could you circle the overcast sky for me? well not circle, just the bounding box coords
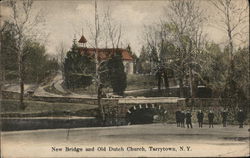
[1,0,249,56]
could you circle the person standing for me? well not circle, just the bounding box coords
[162,110,168,125]
[180,111,186,128]
[185,110,193,128]
[208,110,215,128]
[237,109,246,128]
[175,110,181,127]
[197,110,204,128]
[221,109,228,127]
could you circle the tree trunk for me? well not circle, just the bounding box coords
[36,72,39,84]
[0,33,5,95]
[18,52,25,110]
[95,49,105,124]
[95,0,105,125]
[179,77,184,98]
[157,74,161,92]
[97,85,105,124]
[164,71,169,95]
[0,55,5,93]
[189,67,195,98]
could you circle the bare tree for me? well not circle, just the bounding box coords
[162,0,207,97]
[104,5,122,49]
[70,1,106,123]
[143,24,160,74]
[85,1,124,123]
[93,0,105,124]
[210,0,249,77]
[209,0,249,111]
[5,0,45,109]
[56,41,67,76]
[71,1,124,123]
[140,0,207,97]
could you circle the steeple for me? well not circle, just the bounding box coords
[78,28,87,47]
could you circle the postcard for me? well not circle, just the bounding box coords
[0,0,249,157]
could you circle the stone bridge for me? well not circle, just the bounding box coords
[101,97,186,125]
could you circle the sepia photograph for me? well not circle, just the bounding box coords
[0,0,249,157]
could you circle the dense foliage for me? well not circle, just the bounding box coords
[23,40,58,83]
[1,22,58,84]
[64,41,95,89]
[136,46,151,74]
[63,41,127,95]
[107,52,127,95]
[136,37,249,98]
[1,22,19,81]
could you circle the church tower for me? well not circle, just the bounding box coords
[78,29,87,47]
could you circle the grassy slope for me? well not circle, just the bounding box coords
[1,99,98,117]
[68,74,157,94]
[126,74,157,90]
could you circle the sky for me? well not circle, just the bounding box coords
[1,0,249,56]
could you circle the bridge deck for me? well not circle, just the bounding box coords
[118,97,185,104]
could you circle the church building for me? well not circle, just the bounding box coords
[77,35,134,74]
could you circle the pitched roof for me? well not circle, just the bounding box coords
[77,47,133,61]
[78,35,87,43]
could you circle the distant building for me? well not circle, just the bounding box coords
[77,35,134,74]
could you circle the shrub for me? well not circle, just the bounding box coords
[107,52,127,96]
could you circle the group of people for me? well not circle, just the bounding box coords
[175,109,246,128]
[175,110,192,128]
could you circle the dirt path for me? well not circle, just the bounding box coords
[32,72,96,98]
[3,84,37,94]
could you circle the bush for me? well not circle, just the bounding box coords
[64,44,95,89]
[107,52,127,95]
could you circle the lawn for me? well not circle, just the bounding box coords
[0,99,98,117]
[126,74,157,90]
[68,74,157,94]
[68,83,98,95]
